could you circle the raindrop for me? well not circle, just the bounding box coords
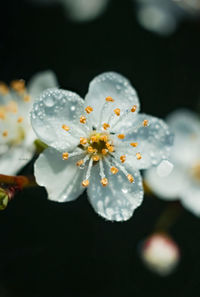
[44,96,55,107]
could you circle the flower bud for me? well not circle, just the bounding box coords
[140,233,180,276]
[0,188,9,210]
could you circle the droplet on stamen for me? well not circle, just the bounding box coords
[80,116,86,124]
[118,134,125,139]
[110,166,119,174]
[114,108,120,116]
[62,124,70,131]
[131,105,137,112]
[106,96,114,102]
[85,106,93,114]
[136,152,142,160]
[120,155,126,163]
[62,152,69,160]
[101,177,108,187]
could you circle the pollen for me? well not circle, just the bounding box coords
[62,124,70,131]
[127,174,134,183]
[17,117,24,123]
[85,106,93,114]
[0,82,9,95]
[130,142,138,147]
[76,160,84,167]
[114,108,120,116]
[136,152,142,160]
[92,155,100,162]
[91,135,98,143]
[102,149,107,155]
[24,95,31,102]
[101,177,108,187]
[82,179,89,187]
[118,134,125,139]
[110,166,119,174]
[11,79,25,93]
[106,96,114,102]
[120,155,126,163]
[80,116,86,124]
[131,105,137,112]
[2,130,8,137]
[103,123,110,130]
[62,152,69,160]
[143,119,149,127]
[80,137,87,145]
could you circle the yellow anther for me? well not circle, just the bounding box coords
[92,155,100,162]
[0,82,9,95]
[108,145,114,153]
[110,166,119,174]
[114,108,120,116]
[120,155,126,163]
[76,160,84,167]
[82,180,89,187]
[62,124,70,131]
[62,152,69,160]
[2,130,8,137]
[127,174,134,183]
[24,95,31,102]
[85,106,93,114]
[118,134,125,139]
[0,111,5,120]
[17,117,24,123]
[103,123,110,130]
[102,149,107,155]
[11,79,25,93]
[130,142,138,147]
[101,178,108,187]
[91,135,98,143]
[80,137,87,145]
[106,96,114,102]
[131,105,137,112]
[136,152,142,160]
[100,135,108,142]
[80,116,86,124]
[87,146,95,153]
[143,120,149,127]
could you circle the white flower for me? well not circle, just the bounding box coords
[135,0,200,35]
[140,233,180,276]
[145,109,200,217]
[31,72,172,221]
[0,70,58,175]
[29,0,109,22]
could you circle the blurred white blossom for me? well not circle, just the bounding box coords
[0,70,58,175]
[31,72,172,221]
[135,0,200,35]
[141,233,180,276]
[145,109,200,217]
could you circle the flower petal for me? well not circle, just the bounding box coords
[180,182,200,217]
[27,70,58,99]
[34,147,85,202]
[84,72,140,126]
[145,165,187,200]
[87,161,143,221]
[115,114,173,170]
[31,88,87,152]
[167,109,200,166]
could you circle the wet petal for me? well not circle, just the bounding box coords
[180,181,200,217]
[31,88,87,152]
[87,161,143,221]
[34,147,85,202]
[84,72,140,126]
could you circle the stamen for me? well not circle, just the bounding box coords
[131,105,137,112]
[2,130,8,137]
[92,155,100,162]
[118,134,125,139]
[62,152,69,160]
[100,135,108,142]
[82,180,89,187]
[24,95,31,102]
[11,80,25,93]
[130,142,138,147]
[63,150,84,161]
[80,137,87,145]
[101,178,108,187]
[127,174,134,183]
[143,120,149,127]
[0,110,5,120]
[87,146,96,153]
[120,155,126,163]
[85,106,93,114]
[17,117,24,123]
[102,148,108,155]
[91,135,98,143]
[106,96,114,102]
[136,152,142,160]
[112,158,135,184]
[0,82,9,95]
[102,123,110,130]
[110,166,119,174]
[76,159,84,167]
[107,145,114,153]
[99,159,108,187]
[62,124,70,131]
[82,157,93,187]
[80,116,86,124]
[114,108,120,116]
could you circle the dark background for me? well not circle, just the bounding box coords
[0,0,200,296]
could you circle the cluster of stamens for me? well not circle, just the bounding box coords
[61,96,149,189]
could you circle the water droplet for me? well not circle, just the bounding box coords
[44,96,55,107]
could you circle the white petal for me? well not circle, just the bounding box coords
[87,161,143,221]
[27,70,58,99]
[31,88,86,152]
[180,181,200,217]
[156,160,173,177]
[34,147,85,202]
[115,114,173,170]
[84,72,140,127]
[145,165,187,200]
[167,109,200,166]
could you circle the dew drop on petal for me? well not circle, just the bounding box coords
[44,96,55,107]
[156,160,174,177]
